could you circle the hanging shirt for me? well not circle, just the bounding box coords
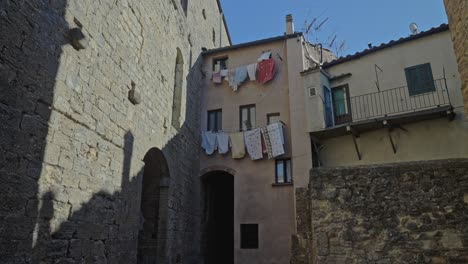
[202,131,218,155]
[260,127,273,159]
[217,132,230,154]
[257,58,276,84]
[247,63,257,81]
[244,129,263,160]
[230,132,245,159]
[267,123,285,157]
[212,72,222,84]
[228,68,238,91]
[235,66,248,86]
[220,69,229,77]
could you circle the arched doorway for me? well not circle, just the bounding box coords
[137,148,170,264]
[202,170,234,264]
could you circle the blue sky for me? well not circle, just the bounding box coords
[220,0,448,56]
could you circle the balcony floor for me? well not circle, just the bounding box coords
[310,105,454,140]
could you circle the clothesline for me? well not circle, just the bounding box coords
[212,51,277,91]
[202,122,286,160]
[205,121,286,134]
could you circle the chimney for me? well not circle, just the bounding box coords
[286,14,294,35]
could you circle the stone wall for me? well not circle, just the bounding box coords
[0,0,229,263]
[293,159,468,264]
[444,0,468,117]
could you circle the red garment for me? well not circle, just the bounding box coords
[257,58,276,84]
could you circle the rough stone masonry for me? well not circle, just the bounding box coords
[444,0,468,117]
[0,0,229,263]
[293,159,468,264]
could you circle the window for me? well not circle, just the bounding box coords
[405,63,436,96]
[212,57,228,72]
[241,224,258,249]
[172,48,184,129]
[207,109,222,131]
[212,28,216,46]
[267,113,280,125]
[275,159,292,184]
[239,105,256,131]
[331,84,352,125]
[180,0,188,15]
[202,9,206,20]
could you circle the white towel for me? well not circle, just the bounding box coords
[202,131,217,155]
[247,63,257,81]
[217,132,230,154]
[267,123,285,157]
[244,129,263,160]
[220,69,229,77]
[258,51,272,61]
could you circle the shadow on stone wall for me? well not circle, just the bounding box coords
[29,50,206,262]
[1,1,206,262]
[0,1,69,262]
[32,131,143,263]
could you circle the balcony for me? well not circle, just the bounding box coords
[311,78,454,140]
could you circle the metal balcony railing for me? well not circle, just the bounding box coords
[326,78,452,126]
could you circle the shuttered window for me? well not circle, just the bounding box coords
[405,63,436,96]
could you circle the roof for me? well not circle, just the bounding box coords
[202,32,303,56]
[322,24,450,68]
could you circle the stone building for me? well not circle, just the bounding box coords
[199,18,467,264]
[293,23,468,264]
[0,0,229,263]
[444,0,468,116]
[1,0,467,263]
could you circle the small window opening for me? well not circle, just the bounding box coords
[212,28,216,46]
[202,9,206,20]
[241,224,259,249]
[275,159,292,183]
[239,105,256,131]
[207,109,222,132]
[267,113,281,125]
[212,57,228,72]
[181,0,188,15]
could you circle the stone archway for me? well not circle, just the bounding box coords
[137,148,170,264]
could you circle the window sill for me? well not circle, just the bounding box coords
[272,182,293,187]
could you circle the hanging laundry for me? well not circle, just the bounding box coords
[217,132,230,154]
[261,131,267,154]
[230,132,245,159]
[214,63,221,73]
[228,68,238,91]
[202,131,218,155]
[212,72,222,84]
[220,69,229,77]
[235,66,248,86]
[246,63,257,81]
[244,129,263,160]
[267,123,285,157]
[258,51,272,61]
[277,122,285,144]
[260,127,274,159]
[257,58,276,84]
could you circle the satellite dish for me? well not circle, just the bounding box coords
[409,23,419,35]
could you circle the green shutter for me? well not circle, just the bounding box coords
[405,63,435,96]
